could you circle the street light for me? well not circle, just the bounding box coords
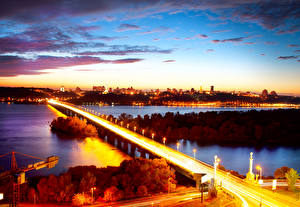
[120,121,123,126]
[152,133,155,139]
[176,142,180,151]
[214,155,220,185]
[256,165,262,180]
[134,126,137,132]
[193,148,196,159]
[163,137,166,145]
[142,129,145,136]
[91,187,96,203]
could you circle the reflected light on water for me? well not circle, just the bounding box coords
[48,104,67,118]
[68,137,131,168]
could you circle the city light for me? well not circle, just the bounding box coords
[193,148,196,159]
[48,100,294,207]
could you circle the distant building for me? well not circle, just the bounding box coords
[93,86,105,93]
[210,86,214,94]
[199,86,203,93]
[60,86,65,92]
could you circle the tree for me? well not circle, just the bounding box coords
[285,168,299,191]
[136,185,148,197]
[79,172,96,193]
[274,166,291,179]
[103,186,123,202]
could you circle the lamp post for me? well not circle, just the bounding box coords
[152,133,155,140]
[256,165,262,180]
[176,142,180,151]
[142,129,145,136]
[134,126,137,132]
[91,187,96,203]
[127,123,129,128]
[193,148,196,159]
[214,155,220,185]
[163,137,166,145]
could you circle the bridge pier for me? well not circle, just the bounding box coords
[140,149,146,158]
[123,142,129,154]
[117,137,122,149]
[130,143,136,157]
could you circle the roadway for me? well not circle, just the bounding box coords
[48,100,298,207]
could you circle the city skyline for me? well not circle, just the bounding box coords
[0,1,300,95]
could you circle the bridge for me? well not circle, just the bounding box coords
[48,99,297,207]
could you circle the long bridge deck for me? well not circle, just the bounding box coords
[48,99,298,207]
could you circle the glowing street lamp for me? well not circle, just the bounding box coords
[176,142,180,151]
[163,137,166,145]
[193,148,197,159]
[214,155,221,184]
[115,119,117,124]
[91,187,96,202]
[256,165,262,180]
[152,133,155,139]
[120,121,123,126]
[142,129,145,136]
[127,123,129,128]
[134,126,137,132]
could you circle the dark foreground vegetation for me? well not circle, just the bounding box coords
[50,116,98,138]
[0,158,176,205]
[115,109,300,146]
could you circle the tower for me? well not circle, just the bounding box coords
[246,152,255,183]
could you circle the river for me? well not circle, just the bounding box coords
[0,103,299,177]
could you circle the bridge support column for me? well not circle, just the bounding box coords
[149,153,156,159]
[130,143,136,157]
[140,149,146,158]
[117,137,122,149]
[123,142,129,154]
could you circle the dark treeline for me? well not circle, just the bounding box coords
[115,109,300,146]
[0,158,176,204]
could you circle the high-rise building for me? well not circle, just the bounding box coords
[199,86,203,93]
[60,86,65,92]
[210,86,214,93]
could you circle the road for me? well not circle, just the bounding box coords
[48,100,299,207]
[94,190,203,207]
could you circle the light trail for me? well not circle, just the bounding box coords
[48,100,298,207]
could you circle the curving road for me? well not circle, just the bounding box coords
[48,99,298,207]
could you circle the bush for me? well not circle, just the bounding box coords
[103,186,124,202]
[72,193,92,206]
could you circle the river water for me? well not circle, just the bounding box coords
[0,103,299,177]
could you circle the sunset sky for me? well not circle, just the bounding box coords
[0,1,299,94]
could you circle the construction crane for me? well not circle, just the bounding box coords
[0,151,59,207]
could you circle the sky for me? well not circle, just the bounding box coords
[0,0,299,94]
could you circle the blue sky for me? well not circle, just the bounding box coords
[0,0,299,94]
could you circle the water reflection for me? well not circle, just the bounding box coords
[0,103,130,176]
[68,137,131,168]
